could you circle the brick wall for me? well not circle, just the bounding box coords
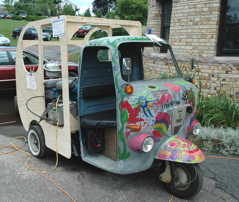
[145,0,239,99]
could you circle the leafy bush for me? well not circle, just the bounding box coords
[26,15,45,21]
[196,79,239,129]
[192,126,239,155]
[12,15,22,21]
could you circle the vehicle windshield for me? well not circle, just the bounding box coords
[31,29,37,34]
[118,42,182,82]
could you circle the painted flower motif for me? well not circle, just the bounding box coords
[157,92,174,106]
[165,83,181,92]
[157,135,205,163]
[169,142,177,147]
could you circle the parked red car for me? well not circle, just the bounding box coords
[73,26,94,37]
[0,47,78,90]
[6,14,14,19]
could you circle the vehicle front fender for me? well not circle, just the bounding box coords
[155,135,205,163]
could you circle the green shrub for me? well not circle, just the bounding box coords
[193,126,239,155]
[26,15,45,21]
[113,28,129,36]
[196,78,239,129]
[12,15,22,21]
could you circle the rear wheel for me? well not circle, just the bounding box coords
[28,125,47,158]
[16,35,19,40]
[164,163,203,199]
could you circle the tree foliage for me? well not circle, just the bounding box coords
[4,0,59,16]
[62,4,76,16]
[95,9,102,18]
[92,0,116,16]
[115,0,148,25]
[83,8,91,17]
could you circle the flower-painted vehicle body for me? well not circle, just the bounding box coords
[16,16,204,199]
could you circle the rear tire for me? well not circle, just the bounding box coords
[164,163,203,199]
[28,125,47,158]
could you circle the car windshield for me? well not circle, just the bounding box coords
[31,29,37,34]
[118,42,182,82]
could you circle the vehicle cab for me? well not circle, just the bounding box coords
[78,35,202,174]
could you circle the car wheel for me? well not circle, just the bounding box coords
[164,163,203,199]
[16,35,19,40]
[28,125,47,158]
[74,33,78,38]
[34,37,38,40]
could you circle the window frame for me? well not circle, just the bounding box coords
[161,0,172,53]
[217,0,239,56]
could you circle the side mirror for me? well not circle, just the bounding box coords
[122,58,132,75]
[191,58,197,70]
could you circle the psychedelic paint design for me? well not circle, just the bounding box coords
[131,91,156,118]
[157,135,205,163]
[152,112,171,141]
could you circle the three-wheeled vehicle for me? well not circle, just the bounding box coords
[16,16,205,199]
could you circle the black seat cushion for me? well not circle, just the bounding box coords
[80,110,116,128]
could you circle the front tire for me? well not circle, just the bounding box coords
[28,125,47,158]
[164,163,203,199]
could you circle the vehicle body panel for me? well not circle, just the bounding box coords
[78,36,203,174]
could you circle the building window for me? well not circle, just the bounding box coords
[161,0,172,53]
[218,0,239,56]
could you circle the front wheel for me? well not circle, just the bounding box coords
[28,125,47,158]
[164,163,203,199]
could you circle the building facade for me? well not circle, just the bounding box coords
[58,0,77,12]
[146,0,239,98]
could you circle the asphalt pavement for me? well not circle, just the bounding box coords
[0,91,239,202]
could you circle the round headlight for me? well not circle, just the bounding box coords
[142,137,154,152]
[193,122,201,135]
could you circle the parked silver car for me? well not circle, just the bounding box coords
[0,34,10,46]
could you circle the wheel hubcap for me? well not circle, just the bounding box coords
[30,133,39,152]
[173,167,191,190]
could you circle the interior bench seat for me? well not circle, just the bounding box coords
[80,110,116,128]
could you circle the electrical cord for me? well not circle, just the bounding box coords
[25,95,60,123]
[1,95,76,201]
[26,95,45,119]
[0,136,76,202]
[1,135,239,202]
